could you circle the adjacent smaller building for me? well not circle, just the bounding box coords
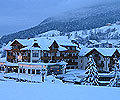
[79,48,120,72]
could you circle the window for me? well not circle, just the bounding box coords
[75,59,78,62]
[48,53,50,57]
[33,43,40,47]
[73,59,75,62]
[8,51,12,56]
[51,52,56,57]
[66,67,70,69]
[81,66,82,69]
[8,59,11,62]
[33,53,39,57]
[76,66,78,69]
[73,53,75,56]
[23,69,25,73]
[32,60,38,63]
[68,47,71,50]
[81,60,83,63]
[44,53,48,57]
[20,69,22,73]
[52,46,54,49]
[28,69,31,74]
[71,66,74,69]
[69,53,72,56]
[36,70,40,74]
[12,46,20,49]
[44,60,48,63]
[95,54,99,57]
[69,59,72,62]
[23,52,27,56]
[72,47,76,50]
[32,69,35,74]
[56,52,60,57]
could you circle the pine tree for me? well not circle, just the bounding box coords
[108,57,120,87]
[83,55,99,86]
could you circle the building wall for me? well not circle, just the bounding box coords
[78,50,118,72]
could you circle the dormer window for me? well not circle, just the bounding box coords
[52,46,54,49]
[32,43,40,48]
[68,47,71,50]
[44,53,48,57]
[72,47,76,50]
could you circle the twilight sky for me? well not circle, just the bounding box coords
[0,0,116,36]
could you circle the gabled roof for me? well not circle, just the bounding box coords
[79,48,119,57]
[10,39,24,46]
[49,40,59,49]
[95,48,117,57]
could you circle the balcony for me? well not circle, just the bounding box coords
[41,57,51,60]
[68,62,78,65]
[64,56,78,59]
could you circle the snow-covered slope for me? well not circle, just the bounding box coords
[0,81,120,100]
[35,23,120,42]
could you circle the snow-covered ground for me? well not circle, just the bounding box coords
[0,80,120,100]
[0,70,120,100]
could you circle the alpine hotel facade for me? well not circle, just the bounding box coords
[5,36,79,75]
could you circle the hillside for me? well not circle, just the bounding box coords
[0,1,120,47]
[36,23,120,44]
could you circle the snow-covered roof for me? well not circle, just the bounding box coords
[95,48,117,56]
[79,48,93,56]
[15,39,33,46]
[7,36,77,51]
[4,41,12,50]
[79,47,119,57]
[100,40,112,44]
[58,46,67,51]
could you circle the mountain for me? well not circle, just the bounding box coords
[0,1,120,47]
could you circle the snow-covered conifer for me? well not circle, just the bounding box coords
[108,56,120,87]
[83,55,99,86]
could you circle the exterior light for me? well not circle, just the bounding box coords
[18,55,22,60]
